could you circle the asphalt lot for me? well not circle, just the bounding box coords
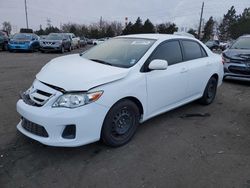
[0,47,250,188]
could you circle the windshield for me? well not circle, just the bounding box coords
[230,37,250,49]
[13,33,32,40]
[82,38,155,68]
[47,33,63,40]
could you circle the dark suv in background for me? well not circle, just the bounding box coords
[39,33,71,53]
[0,30,9,51]
[205,40,220,51]
[222,35,250,81]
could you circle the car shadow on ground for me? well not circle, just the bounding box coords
[223,79,250,86]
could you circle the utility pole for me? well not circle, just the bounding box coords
[24,0,29,28]
[198,2,204,40]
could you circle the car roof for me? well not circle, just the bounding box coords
[117,33,193,41]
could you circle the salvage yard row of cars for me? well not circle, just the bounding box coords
[3,32,89,53]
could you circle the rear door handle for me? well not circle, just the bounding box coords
[180,67,188,73]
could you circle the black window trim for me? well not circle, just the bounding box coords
[140,39,184,72]
[180,39,208,61]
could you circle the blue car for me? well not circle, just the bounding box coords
[8,33,40,52]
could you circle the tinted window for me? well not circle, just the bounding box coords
[149,41,182,66]
[182,40,204,61]
[200,46,207,57]
[230,37,250,49]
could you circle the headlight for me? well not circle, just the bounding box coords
[55,41,62,45]
[52,91,103,108]
[222,55,230,64]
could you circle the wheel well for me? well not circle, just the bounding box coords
[118,97,144,116]
[211,74,218,81]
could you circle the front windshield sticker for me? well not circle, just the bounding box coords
[131,41,151,45]
[129,59,136,65]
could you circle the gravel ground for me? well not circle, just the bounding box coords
[0,48,250,188]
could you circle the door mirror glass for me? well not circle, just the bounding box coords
[148,59,168,70]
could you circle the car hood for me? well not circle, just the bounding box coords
[224,48,250,60]
[36,54,130,91]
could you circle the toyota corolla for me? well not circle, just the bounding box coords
[16,34,223,147]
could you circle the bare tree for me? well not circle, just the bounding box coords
[2,21,12,34]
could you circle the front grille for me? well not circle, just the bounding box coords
[21,118,49,137]
[21,89,53,107]
[230,60,244,64]
[20,92,41,107]
[228,66,250,75]
[43,42,55,45]
[13,41,25,44]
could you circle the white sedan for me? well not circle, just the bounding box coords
[16,34,223,147]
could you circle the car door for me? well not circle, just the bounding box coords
[145,40,189,116]
[181,40,211,97]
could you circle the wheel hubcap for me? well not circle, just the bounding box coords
[112,108,133,136]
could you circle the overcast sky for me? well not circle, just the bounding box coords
[0,0,250,33]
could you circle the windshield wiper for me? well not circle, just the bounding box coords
[90,59,113,66]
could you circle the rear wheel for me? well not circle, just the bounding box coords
[199,76,218,105]
[101,100,140,147]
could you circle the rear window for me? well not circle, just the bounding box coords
[182,40,207,61]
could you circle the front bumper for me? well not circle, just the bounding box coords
[224,62,250,81]
[8,43,31,51]
[40,45,62,52]
[16,99,109,147]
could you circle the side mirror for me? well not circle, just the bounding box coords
[148,59,168,70]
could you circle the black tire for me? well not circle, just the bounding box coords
[199,76,218,105]
[61,46,64,53]
[68,45,71,52]
[3,42,8,51]
[101,100,140,147]
[30,46,34,53]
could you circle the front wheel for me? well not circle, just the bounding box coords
[61,46,65,53]
[68,45,72,52]
[101,100,140,147]
[199,77,218,105]
[3,42,8,51]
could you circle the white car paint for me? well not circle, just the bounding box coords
[66,33,80,49]
[37,54,130,91]
[16,34,223,147]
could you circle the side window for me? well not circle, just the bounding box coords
[149,41,183,66]
[200,46,207,57]
[182,40,206,61]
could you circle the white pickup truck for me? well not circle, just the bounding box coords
[65,33,80,49]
